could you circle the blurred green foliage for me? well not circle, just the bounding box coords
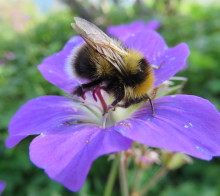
[1,1,220,196]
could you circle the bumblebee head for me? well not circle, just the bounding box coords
[123,50,146,74]
[122,50,152,87]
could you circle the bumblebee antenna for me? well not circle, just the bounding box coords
[146,94,155,117]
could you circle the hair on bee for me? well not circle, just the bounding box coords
[68,17,155,115]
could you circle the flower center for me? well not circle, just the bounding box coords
[74,88,133,128]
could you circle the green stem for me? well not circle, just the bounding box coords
[118,152,129,196]
[140,166,168,196]
[132,166,142,193]
[103,158,118,196]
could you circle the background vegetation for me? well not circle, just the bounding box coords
[0,0,220,195]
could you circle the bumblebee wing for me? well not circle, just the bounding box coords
[71,17,128,77]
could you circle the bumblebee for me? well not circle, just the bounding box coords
[68,17,155,114]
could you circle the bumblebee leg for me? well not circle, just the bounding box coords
[106,82,125,110]
[117,102,132,108]
[110,95,124,108]
[146,94,155,117]
[118,95,155,117]
[73,79,102,97]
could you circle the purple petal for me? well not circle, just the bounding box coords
[107,20,160,42]
[38,36,83,93]
[125,31,189,86]
[0,181,6,194]
[124,30,167,63]
[153,43,190,86]
[145,20,160,30]
[29,126,132,191]
[115,95,220,160]
[6,96,86,148]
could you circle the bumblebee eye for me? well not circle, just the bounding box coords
[139,58,146,65]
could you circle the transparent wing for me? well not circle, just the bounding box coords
[71,17,128,77]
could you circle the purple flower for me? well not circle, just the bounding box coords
[6,22,220,192]
[5,52,16,61]
[107,20,160,42]
[0,59,6,66]
[0,181,6,194]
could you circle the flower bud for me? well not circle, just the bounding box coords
[162,151,193,170]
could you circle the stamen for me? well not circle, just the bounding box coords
[102,112,108,128]
[93,88,108,114]
[92,90,98,102]
[81,92,86,100]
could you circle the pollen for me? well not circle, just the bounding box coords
[120,123,131,127]
[86,140,90,144]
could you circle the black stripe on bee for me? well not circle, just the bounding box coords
[124,58,151,87]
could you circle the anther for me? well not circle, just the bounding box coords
[119,123,131,127]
